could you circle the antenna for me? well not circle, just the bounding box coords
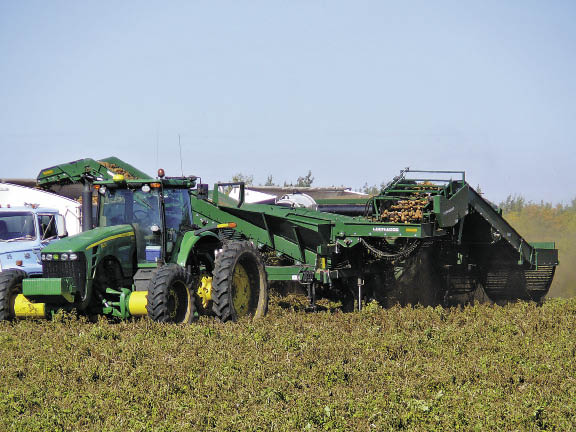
[155,128,159,169]
[178,134,184,176]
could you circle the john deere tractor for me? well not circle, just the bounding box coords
[0,171,268,323]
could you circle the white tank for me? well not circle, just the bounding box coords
[275,193,318,210]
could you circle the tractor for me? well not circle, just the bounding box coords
[0,171,268,322]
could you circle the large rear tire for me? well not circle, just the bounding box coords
[0,269,27,321]
[146,264,196,323]
[212,241,268,322]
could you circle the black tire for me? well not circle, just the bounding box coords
[212,241,268,322]
[146,264,196,323]
[0,269,27,321]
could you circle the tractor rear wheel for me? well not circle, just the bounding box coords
[212,241,268,322]
[146,264,196,323]
[0,269,27,321]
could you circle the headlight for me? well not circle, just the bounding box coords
[41,254,46,261]
[61,253,69,261]
[69,253,78,261]
[45,254,53,261]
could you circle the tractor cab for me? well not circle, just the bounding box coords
[96,177,194,264]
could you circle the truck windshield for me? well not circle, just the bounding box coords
[0,212,37,241]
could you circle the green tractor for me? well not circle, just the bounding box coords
[0,171,268,323]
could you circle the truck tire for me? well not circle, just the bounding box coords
[0,269,27,321]
[212,241,268,322]
[146,264,196,323]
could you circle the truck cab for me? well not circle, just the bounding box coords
[0,206,67,276]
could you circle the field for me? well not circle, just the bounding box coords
[2,295,576,431]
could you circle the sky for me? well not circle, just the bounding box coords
[0,1,575,204]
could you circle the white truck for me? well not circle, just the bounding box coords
[0,183,81,276]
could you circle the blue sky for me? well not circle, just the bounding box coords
[0,1,574,203]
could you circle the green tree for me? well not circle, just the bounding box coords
[295,170,314,187]
[264,175,275,186]
[230,173,254,186]
[362,182,381,196]
[499,194,526,212]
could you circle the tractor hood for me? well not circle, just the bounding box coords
[41,225,135,253]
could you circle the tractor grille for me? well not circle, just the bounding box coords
[43,254,87,295]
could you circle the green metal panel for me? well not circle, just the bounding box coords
[137,262,159,269]
[332,221,423,238]
[433,184,470,227]
[175,230,220,267]
[23,278,75,302]
[530,242,556,250]
[266,266,307,281]
[191,199,320,265]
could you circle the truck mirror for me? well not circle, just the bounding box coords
[56,214,68,238]
[197,184,209,200]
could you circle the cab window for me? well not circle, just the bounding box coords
[37,214,58,240]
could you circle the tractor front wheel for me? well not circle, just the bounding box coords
[146,264,196,323]
[212,241,268,322]
[0,269,27,321]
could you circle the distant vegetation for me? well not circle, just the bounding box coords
[499,195,576,298]
[226,170,315,187]
[2,298,576,431]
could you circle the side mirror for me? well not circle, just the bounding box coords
[56,214,68,238]
[197,184,209,200]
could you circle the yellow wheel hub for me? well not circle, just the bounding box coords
[168,287,180,320]
[232,263,251,317]
[167,281,192,322]
[197,275,213,308]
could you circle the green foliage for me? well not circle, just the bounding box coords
[285,171,315,187]
[296,171,314,187]
[2,298,576,431]
[230,173,254,186]
[264,175,275,186]
[361,182,385,196]
[499,194,528,213]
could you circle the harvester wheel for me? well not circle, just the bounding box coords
[212,241,268,322]
[146,264,196,323]
[0,269,27,321]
